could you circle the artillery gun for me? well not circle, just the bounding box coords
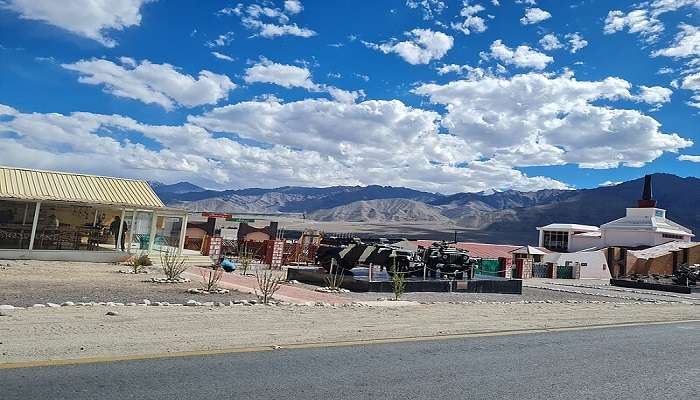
[672,263,700,286]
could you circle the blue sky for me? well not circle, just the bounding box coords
[0,0,699,194]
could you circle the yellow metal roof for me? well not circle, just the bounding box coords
[0,166,166,209]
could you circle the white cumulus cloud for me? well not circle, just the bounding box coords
[413,72,692,169]
[62,57,237,110]
[539,34,562,50]
[678,154,700,162]
[520,7,551,25]
[243,58,364,104]
[364,29,454,65]
[483,40,553,70]
[451,1,487,35]
[565,32,588,53]
[1,0,151,47]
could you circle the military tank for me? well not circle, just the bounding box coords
[315,238,423,275]
[315,239,477,278]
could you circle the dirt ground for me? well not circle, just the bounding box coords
[0,302,697,364]
[0,260,256,307]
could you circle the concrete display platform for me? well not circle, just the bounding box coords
[287,267,522,294]
[610,278,697,294]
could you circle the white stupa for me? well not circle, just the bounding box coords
[598,175,693,248]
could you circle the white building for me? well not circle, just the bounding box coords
[537,175,693,253]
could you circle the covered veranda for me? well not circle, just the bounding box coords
[0,166,188,262]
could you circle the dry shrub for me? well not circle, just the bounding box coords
[126,253,152,273]
[201,265,224,292]
[255,269,283,305]
[160,247,188,280]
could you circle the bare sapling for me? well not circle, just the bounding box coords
[325,258,344,290]
[255,268,283,305]
[238,243,255,276]
[160,246,188,280]
[390,257,406,301]
[201,264,223,292]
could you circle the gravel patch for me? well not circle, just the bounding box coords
[0,260,256,307]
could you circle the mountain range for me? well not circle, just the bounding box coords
[151,174,700,244]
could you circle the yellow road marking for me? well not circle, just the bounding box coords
[1,319,698,370]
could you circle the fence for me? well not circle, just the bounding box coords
[556,265,574,279]
[476,259,502,276]
[532,263,550,278]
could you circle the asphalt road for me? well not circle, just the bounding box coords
[2,322,699,399]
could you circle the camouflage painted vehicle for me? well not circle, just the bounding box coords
[315,239,477,277]
[315,239,423,275]
[420,241,478,277]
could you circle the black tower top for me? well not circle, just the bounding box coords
[638,174,657,208]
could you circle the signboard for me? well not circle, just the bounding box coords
[226,217,256,223]
[202,212,233,219]
[266,240,285,269]
[208,236,223,261]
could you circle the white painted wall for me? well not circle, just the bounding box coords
[600,229,688,248]
[569,235,602,252]
[543,250,610,279]
[0,250,130,262]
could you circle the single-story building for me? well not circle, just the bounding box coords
[537,175,693,253]
[0,166,188,262]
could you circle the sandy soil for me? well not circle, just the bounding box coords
[0,260,256,307]
[0,302,697,364]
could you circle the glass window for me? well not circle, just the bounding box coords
[33,203,124,252]
[124,211,153,252]
[0,200,37,249]
[543,231,569,251]
[153,216,183,252]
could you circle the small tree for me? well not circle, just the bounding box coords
[255,268,283,305]
[201,264,223,292]
[325,258,344,290]
[160,247,188,280]
[238,243,255,276]
[390,257,406,301]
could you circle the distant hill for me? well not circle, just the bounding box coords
[151,173,700,244]
[149,181,205,201]
[309,199,451,222]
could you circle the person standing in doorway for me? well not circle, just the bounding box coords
[110,216,128,251]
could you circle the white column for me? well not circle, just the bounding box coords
[28,201,41,251]
[148,212,158,253]
[116,208,126,252]
[177,213,188,255]
[538,229,544,247]
[128,210,137,254]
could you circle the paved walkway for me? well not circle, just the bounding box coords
[184,267,353,305]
